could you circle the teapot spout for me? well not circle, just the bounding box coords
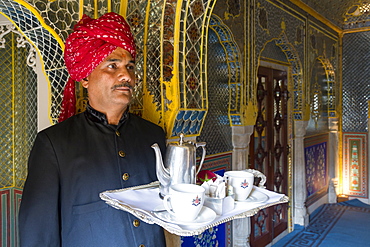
[151,143,170,196]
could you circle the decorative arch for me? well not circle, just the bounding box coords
[274,32,304,120]
[208,14,244,126]
[316,56,336,118]
[0,0,67,123]
[163,0,217,138]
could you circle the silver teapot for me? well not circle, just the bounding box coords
[151,133,206,198]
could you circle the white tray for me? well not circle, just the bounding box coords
[99,181,289,236]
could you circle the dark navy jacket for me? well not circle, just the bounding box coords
[19,106,167,247]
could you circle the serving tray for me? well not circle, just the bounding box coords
[99,181,288,236]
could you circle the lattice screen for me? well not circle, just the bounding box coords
[196,27,232,155]
[0,28,37,189]
[0,0,68,124]
[342,32,370,132]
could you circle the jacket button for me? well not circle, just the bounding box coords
[139,245,145,247]
[118,150,125,157]
[133,219,140,227]
[115,130,120,136]
[122,173,130,181]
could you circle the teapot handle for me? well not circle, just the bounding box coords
[195,142,206,175]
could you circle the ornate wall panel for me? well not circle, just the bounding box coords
[304,134,328,206]
[256,2,305,71]
[165,0,215,138]
[306,24,338,84]
[342,32,370,132]
[256,1,305,120]
[343,133,368,198]
[181,226,225,247]
[179,0,206,110]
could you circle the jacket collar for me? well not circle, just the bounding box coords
[85,104,129,128]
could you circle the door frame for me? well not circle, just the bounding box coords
[249,60,294,246]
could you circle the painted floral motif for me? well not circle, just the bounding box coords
[190,0,204,19]
[187,76,199,90]
[127,9,142,34]
[188,23,200,42]
[350,141,359,191]
[163,3,175,82]
[182,226,220,246]
[305,142,327,197]
[187,48,198,67]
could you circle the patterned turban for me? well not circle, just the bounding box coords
[59,12,136,122]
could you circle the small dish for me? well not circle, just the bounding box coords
[153,205,216,229]
[235,189,269,203]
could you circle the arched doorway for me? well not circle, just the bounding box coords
[249,37,296,246]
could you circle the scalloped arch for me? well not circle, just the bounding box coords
[208,14,244,126]
[0,0,68,123]
[274,32,304,120]
[316,56,336,118]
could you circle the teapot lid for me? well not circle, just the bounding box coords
[179,133,185,145]
[168,133,191,147]
[168,133,195,148]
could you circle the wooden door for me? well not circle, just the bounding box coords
[249,66,289,246]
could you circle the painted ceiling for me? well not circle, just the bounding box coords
[299,0,370,29]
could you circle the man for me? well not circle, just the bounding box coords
[18,12,167,247]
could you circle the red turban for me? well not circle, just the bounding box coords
[59,12,136,122]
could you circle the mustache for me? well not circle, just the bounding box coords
[111,82,133,90]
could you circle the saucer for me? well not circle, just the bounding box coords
[235,189,269,203]
[153,205,216,229]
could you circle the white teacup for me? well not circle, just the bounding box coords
[224,171,254,201]
[163,183,205,222]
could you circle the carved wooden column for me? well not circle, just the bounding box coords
[231,125,254,246]
[293,121,309,226]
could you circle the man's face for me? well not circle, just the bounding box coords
[82,47,135,113]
